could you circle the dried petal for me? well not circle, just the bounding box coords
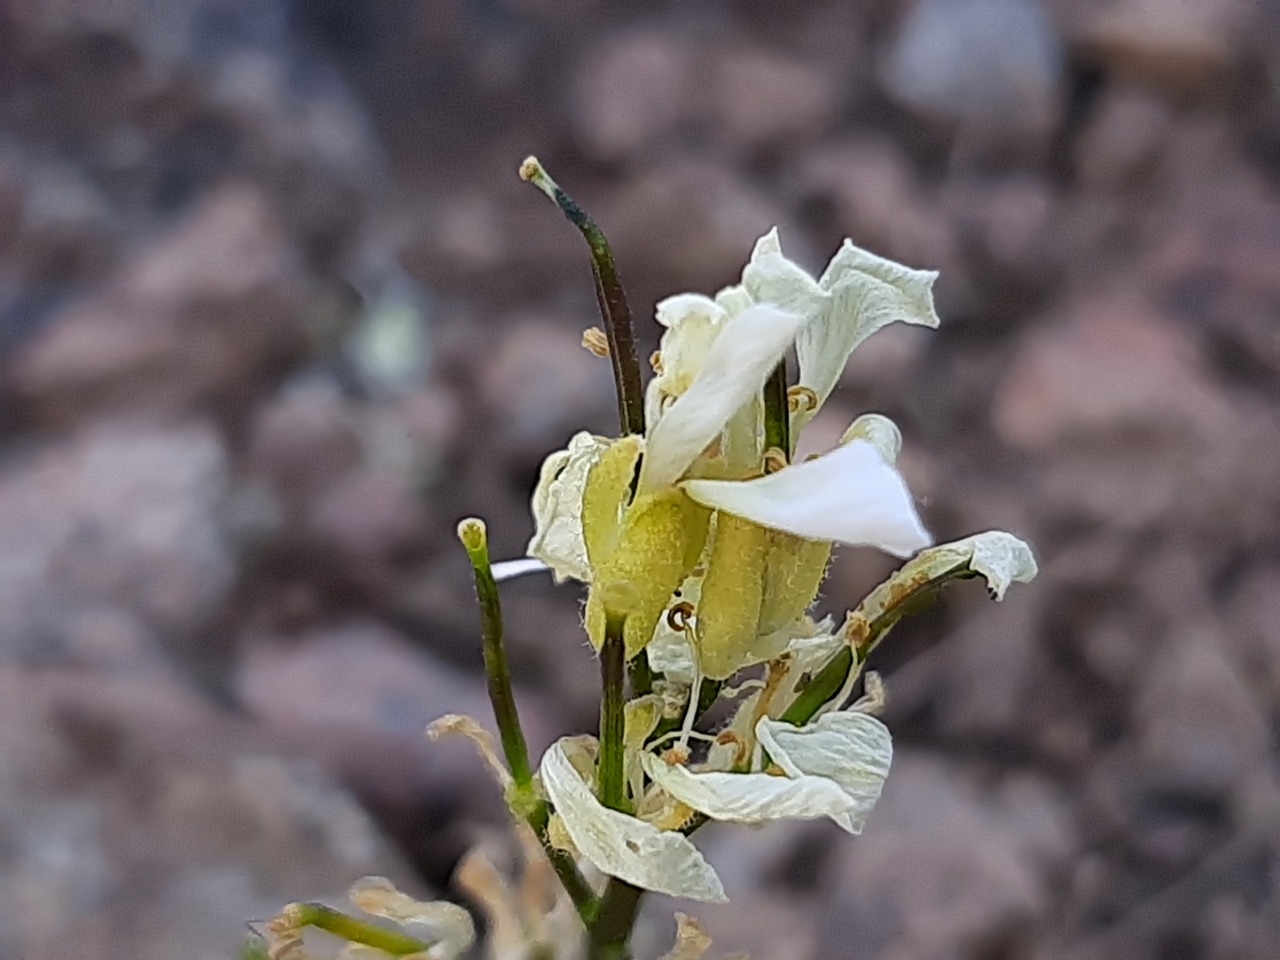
[755,712,892,834]
[538,739,727,902]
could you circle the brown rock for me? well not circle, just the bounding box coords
[0,422,234,663]
[9,183,308,425]
[477,316,615,453]
[994,292,1226,451]
[705,48,836,149]
[817,753,1074,959]
[0,663,414,960]
[571,30,693,162]
[1135,626,1269,795]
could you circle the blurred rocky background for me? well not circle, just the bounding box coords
[1,0,1278,958]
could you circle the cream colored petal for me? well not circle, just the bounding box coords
[856,530,1038,624]
[713,283,753,318]
[526,432,612,583]
[348,877,476,960]
[741,227,828,322]
[647,295,731,431]
[659,913,714,960]
[793,242,940,430]
[682,440,930,558]
[642,752,856,825]
[838,413,902,465]
[539,739,727,902]
[640,304,808,492]
[755,711,892,834]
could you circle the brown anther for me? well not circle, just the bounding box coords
[714,730,749,767]
[661,744,691,766]
[581,326,610,358]
[787,385,819,412]
[650,350,665,374]
[667,601,695,633]
[763,447,788,474]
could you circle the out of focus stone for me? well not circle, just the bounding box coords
[1135,626,1269,795]
[0,663,413,960]
[705,48,836,149]
[9,182,308,425]
[817,753,1074,959]
[883,0,1064,149]
[248,380,365,510]
[797,137,962,302]
[571,30,692,162]
[235,621,556,859]
[605,159,791,302]
[1074,88,1171,189]
[1075,0,1260,93]
[994,293,1225,451]
[477,316,615,454]
[0,422,234,664]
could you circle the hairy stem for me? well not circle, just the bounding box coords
[587,880,645,960]
[598,614,629,813]
[520,156,646,437]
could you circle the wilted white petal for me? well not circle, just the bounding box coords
[526,432,611,583]
[427,715,512,790]
[642,752,855,825]
[659,913,713,960]
[713,283,753,317]
[641,304,808,492]
[792,241,940,428]
[838,413,902,464]
[491,558,551,581]
[539,739,727,902]
[858,530,1038,623]
[755,711,892,834]
[682,440,930,558]
[741,227,828,322]
[647,628,697,686]
[349,877,476,960]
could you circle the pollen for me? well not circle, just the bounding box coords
[582,326,610,358]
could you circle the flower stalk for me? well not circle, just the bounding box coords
[284,902,432,956]
[458,518,533,787]
[520,156,646,437]
[457,518,599,922]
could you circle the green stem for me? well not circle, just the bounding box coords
[628,652,654,697]
[457,518,532,786]
[526,800,601,921]
[457,518,598,923]
[599,614,628,813]
[763,358,790,460]
[291,903,432,956]
[520,156,646,437]
[587,880,645,960]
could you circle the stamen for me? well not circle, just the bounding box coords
[666,601,695,633]
[787,385,819,412]
[581,326,610,358]
[763,447,788,474]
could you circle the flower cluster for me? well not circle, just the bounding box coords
[509,226,1038,902]
[251,161,1039,960]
